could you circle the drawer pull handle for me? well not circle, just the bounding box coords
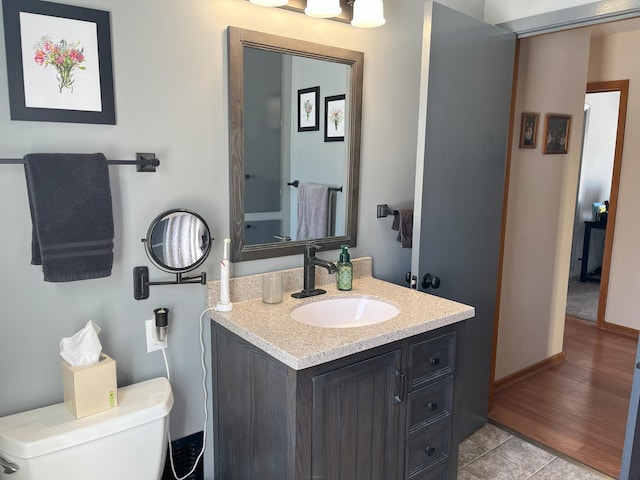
[427,402,438,412]
[394,370,406,403]
[429,357,440,367]
[425,446,436,457]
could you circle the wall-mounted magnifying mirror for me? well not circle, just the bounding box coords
[228,26,364,262]
[133,209,213,300]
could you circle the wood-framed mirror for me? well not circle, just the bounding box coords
[227,26,363,262]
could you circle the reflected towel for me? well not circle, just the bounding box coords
[391,208,413,248]
[163,213,205,269]
[24,153,114,282]
[296,183,329,240]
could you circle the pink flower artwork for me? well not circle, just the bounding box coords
[33,35,86,93]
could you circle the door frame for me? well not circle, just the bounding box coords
[488,40,521,410]
[586,80,629,332]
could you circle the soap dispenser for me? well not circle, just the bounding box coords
[337,245,353,291]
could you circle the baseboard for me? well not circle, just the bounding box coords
[494,352,566,392]
[602,320,640,338]
[162,431,204,480]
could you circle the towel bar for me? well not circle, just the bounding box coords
[288,180,342,192]
[0,152,159,172]
[377,204,399,218]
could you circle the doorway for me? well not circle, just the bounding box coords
[490,68,632,480]
[581,80,627,331]
[566,80,627,329]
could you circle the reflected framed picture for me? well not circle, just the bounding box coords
[324,94,345,142]
[519,112,538,149]
[297,86,320,132]
[2,0,115,124]
[543,113,571,154]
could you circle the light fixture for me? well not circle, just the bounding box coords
[305,0,342,18]
[249,0,288,6]
[351,0,385,28]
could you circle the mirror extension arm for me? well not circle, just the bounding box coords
[133,266,207,300]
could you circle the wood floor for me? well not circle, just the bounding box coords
[489,316,638,479]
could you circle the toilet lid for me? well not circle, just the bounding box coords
[0,377,172,459]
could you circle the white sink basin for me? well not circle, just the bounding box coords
[291,297,399,328]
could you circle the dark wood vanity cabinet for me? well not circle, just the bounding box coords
[212,321,464,480]
[311,349,402,479]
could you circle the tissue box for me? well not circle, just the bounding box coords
[62,353,118,418]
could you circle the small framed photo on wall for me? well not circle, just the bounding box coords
[543,114,571,154]
[519,112,538,149]
[298,86,320,132]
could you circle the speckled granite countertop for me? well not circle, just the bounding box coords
[209,261,474,370]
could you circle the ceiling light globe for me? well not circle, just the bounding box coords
[351,0,385,28]
[305,0,342,18]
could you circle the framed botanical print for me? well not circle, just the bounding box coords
[324,94,345,142]
[297,86,320,132]
[2,0,115,124]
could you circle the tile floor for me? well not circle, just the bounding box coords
[458,423,616,480]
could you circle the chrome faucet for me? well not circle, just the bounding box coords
[292,243,338,298]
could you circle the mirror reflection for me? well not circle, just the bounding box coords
[144,209,212,272]
[228,27,364,262]
[243,48,349,246]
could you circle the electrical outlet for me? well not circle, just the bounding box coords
[145,319,167,352]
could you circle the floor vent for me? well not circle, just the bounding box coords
[162,431,204,480]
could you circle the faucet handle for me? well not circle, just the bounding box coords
[304,242,321,255]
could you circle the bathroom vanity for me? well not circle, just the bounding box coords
[209,262,474,480]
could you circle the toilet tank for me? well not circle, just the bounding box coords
[0,377,173,480]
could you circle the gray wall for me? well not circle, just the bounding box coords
[0,0,483,477]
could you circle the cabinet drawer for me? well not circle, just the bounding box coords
[409,461,448,480]
[407,376,453,432]
[406,418,451,477]
[409,332,455,389]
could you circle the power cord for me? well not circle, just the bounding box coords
[160,306,214,480]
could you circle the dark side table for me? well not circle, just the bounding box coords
[580,220,606,283]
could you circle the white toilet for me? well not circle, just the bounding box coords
[0,377,173,479]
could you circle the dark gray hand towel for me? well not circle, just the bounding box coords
[296,183,329,240]
[391,208,413,248]
[24,153,114,282]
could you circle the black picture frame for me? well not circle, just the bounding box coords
[2,0,115,124]
[543,113,571,155]
[519,112,538,149]
[324,94,346,142]
[297,86,320,132]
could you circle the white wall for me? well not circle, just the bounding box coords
[588,28,640,330]
[485,0,599,24]
[495,28,592,380]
